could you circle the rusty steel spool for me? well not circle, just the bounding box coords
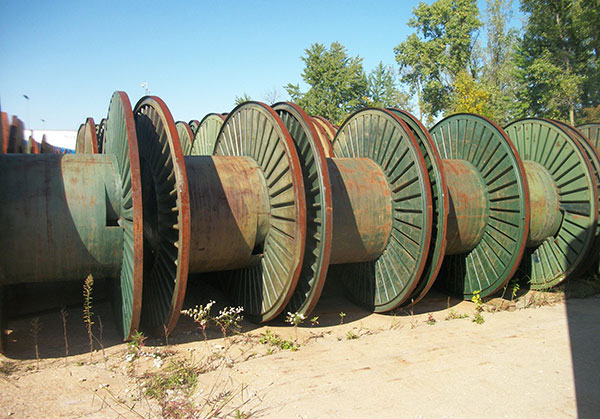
[1,112,9,154]
[135,99,306,333]
[176,121,195,155]
[505,119,598,289]
[190,113,226,155]
[0,91,144,340]
[188,120,200,136]
[552,120,600,273]
[429,114,530,299]
[27,136,40,154]
[40,134,57,154]
[96,118,107,153]
[75,117,99,154]
[320,108,434,312]
[310,115,336,157]
[8,116,26,153]
[578,123,600,151]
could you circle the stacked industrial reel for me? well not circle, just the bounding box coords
[1,91,599,348]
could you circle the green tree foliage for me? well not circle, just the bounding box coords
[285,42,368,124]
[394,0,482,122]
[367,62,413,111]
[481,0,521,123]
[516,0,599,124]
[234,93,252,106]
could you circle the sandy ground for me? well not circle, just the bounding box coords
[1,283,599,418]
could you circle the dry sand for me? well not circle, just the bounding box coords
[1,284,598,418]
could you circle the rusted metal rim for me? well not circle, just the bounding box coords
[1,112,9,154]
[102,91,144,340]
[188,119,200,136]
[96,118,107,153]
[387,108,449,306]
[27,136,40,154]
[273,102,333,317]
[310,116,336,157]
[577,123,600,151]
[76,117,99,154]
[8,116,25,153]
[506,118,598,289]
[214,101,307,322]
[176,121,194,155]
[431,114,530,299]
[133,96,191,336]
[192,113,226,155]
[553,120,600,273]
[330,108,433,312]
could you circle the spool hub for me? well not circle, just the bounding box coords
[505,118,598,289]
[430,114,530,299]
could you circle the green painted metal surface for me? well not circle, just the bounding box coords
[431,114,529,299]
[506,119,598,289]
[578,123,600,151]
[192,113,225,155]
[213,102,306,322]
[134,96,190,336]
[329,108,433,312]
[387,109,449,307]
[274,102,333,316]
[176,121,194,155]
[103,91,144,339]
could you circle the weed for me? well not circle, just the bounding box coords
[0,361,17,375]
[426,313,436,326]
[181,300,214,343]
[310,316,319,327]
[511,281,520,301]
[83,274,95,362]
[472,312,485,324]
[214,306,244,338]
[339,312,346,325]
[127,330,147,362]
[346,330,359,340]
[286,312,305,343]
[445,309,469,320]
[259,329,299,351]
[30,317,40,369]
[141,358,200,401]
[60,306,69,366]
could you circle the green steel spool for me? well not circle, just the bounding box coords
[191,113,225,155]
[96,118,107,153]
[387,109,449,306]
[75,117,99,154]
[311,116,336,157]
[27,136,40,154]
[553,120,600,273]
[1,112,9,154]
[273,102,333,316]
[329,108,434,312]
[0,91,144,340]
[40,134,56,154]
[176,121,194,155]
[578,123,600,151]
[133,96,191,335]
[430,114,530,299]
[211,102,307,321]
[506,119,598,289]
[8,116,26,153]
[188,120,200,136]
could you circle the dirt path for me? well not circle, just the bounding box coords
[1,289,599,418]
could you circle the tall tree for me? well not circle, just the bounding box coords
[482,0,521,123]
[285,42,368,124]
[516,0,599,124]
[394,0,482,122]
[367,62,413,111]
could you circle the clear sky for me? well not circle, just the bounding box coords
[0,0,522,131]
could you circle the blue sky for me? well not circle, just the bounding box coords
[0,0,523,131]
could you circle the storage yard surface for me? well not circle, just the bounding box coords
[1,287,598,418]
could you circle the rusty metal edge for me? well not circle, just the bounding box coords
[273,101,334,317]
[0,112,9,154]
[134,95,191,336]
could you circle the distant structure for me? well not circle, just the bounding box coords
[24,129,76,151]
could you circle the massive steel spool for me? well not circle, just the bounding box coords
[0,92,144,340]
[505,119,598,289]
[429,114,530,299]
